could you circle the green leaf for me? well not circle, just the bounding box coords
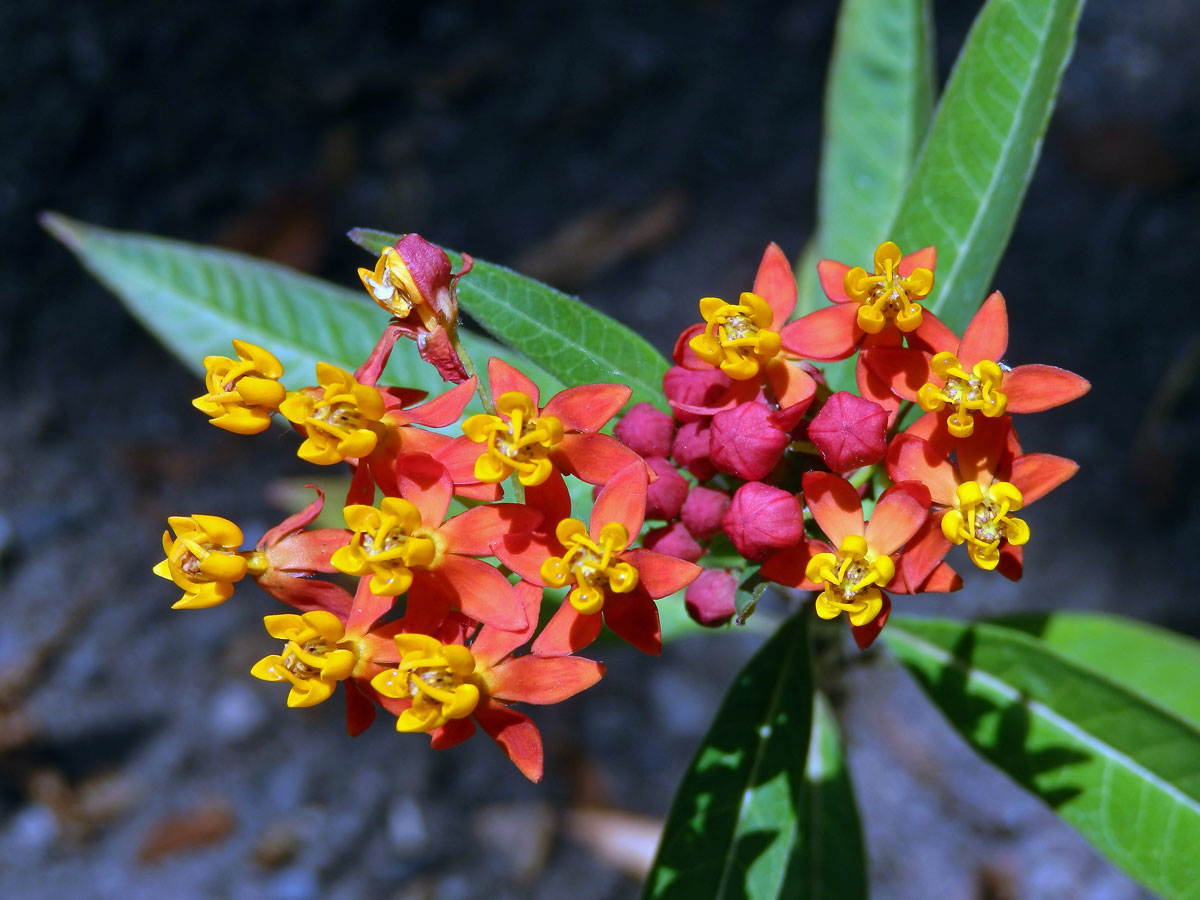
[885,616,1200,898]
[796,0,934,320]
[645,614,822,899]
[986,612,1200,730]
[42,214,561,411]
[887,0,1086,332]
[800,691,869,899]
[349,227,670,411]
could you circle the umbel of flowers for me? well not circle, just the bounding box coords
[155,233,1087,779]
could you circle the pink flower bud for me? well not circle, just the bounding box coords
[663,366,731,423]
[615,402,677,459]
[672,420,716,480]
[642,521,702,562]
[807,391,888,473]
[681,486,730,541]
[685,569,738,627]
[709,401,791,481]
[395,233,452,311]
[721,482,803,561]
[645,457,689,520]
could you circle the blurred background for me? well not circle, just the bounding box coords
[2,0,1198,897]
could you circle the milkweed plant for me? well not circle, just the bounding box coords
[44,0,1200,896]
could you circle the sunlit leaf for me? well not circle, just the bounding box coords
[886,616,1200,898]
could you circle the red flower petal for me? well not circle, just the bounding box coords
[898,246,936,277]
[346,576,396,633]
[855,356,903,428]
[486,655,605,705]
[673,322,712,370]
[346,462,374,507]
[259,484,328,549]
[957,292,1009,369]
[488,357,540,408]
[395,453,453,526]
[802,472,864,546]
[891,516,955,594]
[532,602,604,657]
[920,561,963,593]
[753,241,797,324]
[496,532,558,586]
[816,258,852,302]
[265,528,349,574]
[850,593,890,650]
[623,548,702,599]
[474,699,543,782]
[590,462,648,540]
[432,556,526,632]
[860,347,932,402]
[344,680,377,737]
[471,582,543,669]
[255,569,354,616]
[440,503,543,557]
[997,544,1024,582]
[542,383,632,433]
[399,571,453,635]
[554,433,646,486]
[603,588,662,656]
[955,415,1014,486]
[765,358,817,413]
[780,304,860,361]
[907,310,959,356]
[760,538,829,590]
[865,482,930,556]
[886,435,958,507]
[395,377,478,427]
[524,471,573,524]
[1009,453,1079,505]
[1003,364,1091,413]
[430,715,476,750]
[355,322,405,387]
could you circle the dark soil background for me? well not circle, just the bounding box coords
[3,1,1198,897]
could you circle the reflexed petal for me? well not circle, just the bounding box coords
[957,292,1008,368]
[855,356,903,427]
[622,549,701,599]
[486,655,605,705]
[865,482,931,556]
[860,347,932,402]
[760,539,829,590]
[440,503,543,557]
[801,472,864,547]
[779,304,860,361]
[259,484,327,549]
[397,378,477,427]
[344,680,377,737]
[996,543,1024,582]
[955,415,1014,486]
[523,471,573,525]
[434,556,526,631]
[488,357,540,409]
[891,516,956,594]
[474,699,543,782]
[849,594,891,650]
[816,258,852,302]
[430,716,476,750]
[590,462,648,539]
[887,435,958,507]
[554,433,645,486]
[1002,364,1091,413]
[395,453,453,526]
[603,588,662,656]
[532,602,604,657]
[753,242,797,323]
[542,384,632,433]
[346,576,396,633]
[897,246,936,277]
[471,582,543,669]
[765,359,817,413]
[907,310,959,356]
[496,532,558,586]
[1009,453,1079,505]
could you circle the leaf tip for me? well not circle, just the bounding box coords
[39,211,84,249]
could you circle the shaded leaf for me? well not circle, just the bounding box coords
[887,0,1086,332]
[645,614,821,899]
[885,616,1200,899]
[350,227,669,411]
[43,214,560,411]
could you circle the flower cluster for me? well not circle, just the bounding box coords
[155,233,1086,778]
[155,234,699,781]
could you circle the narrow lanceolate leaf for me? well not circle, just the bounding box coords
[799,692,868,900]
[885,616,1200,899]
[349,227,669,411]
[795,0,934,319]
[644,614,819,900]
[42,214,561,410]
[888,0,1086,332]
[986,612,1200,730]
